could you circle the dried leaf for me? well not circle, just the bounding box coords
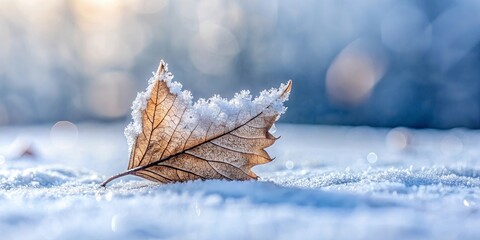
[101,60,292,186]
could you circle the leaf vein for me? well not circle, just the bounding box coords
[157,163,206,180]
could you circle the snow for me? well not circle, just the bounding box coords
[124,60,290,152]
[1,123,480,239]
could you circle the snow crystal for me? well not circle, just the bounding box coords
[124,59,290,152]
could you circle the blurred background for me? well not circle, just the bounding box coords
[1,0,480,129]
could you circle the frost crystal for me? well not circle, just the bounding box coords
[124,59,290,152]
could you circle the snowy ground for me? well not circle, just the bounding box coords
[1,123,480,240]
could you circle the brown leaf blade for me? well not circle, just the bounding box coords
[101,60,292,187]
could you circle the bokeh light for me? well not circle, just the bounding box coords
[367,152,378,164]
[285,160,294,170]
[50,121,79,149]
[386,128,409,151]
[0,0,479,128]
[326,40,387,107]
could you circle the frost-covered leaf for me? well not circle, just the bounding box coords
[101,60,292,186]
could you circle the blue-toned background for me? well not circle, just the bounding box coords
[1,0,480,128]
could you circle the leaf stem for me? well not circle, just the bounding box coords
[100,168,137,187]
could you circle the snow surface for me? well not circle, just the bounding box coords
[1,123,480,239]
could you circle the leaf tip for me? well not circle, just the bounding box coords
[282,80,292,99]
[156,59,168,76]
